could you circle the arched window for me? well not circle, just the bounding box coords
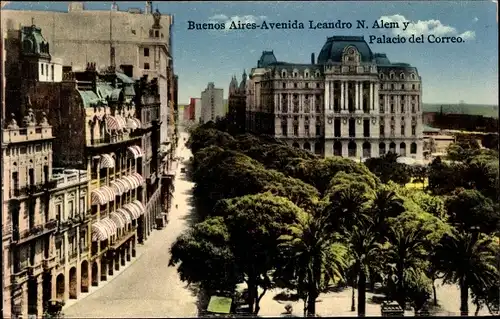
[314,142,323,155]
[303,142,311,151]
[411,73,416,80]
[389,142,396,154]
[400,73,405,80]
[282,71,286,78]
[362,142,371,158]
[389,72,395,80]
[292,142,300,148]
[348,141,357,157]
[333,141,342,156]
[410,142,417,154]
[400,142,406,156]
[379,142,386,156]
[379,73,384,80]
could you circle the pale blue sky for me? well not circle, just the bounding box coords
[5,1,498,105]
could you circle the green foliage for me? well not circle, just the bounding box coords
[169,217,239,291]
[364,153,411,185]
[187,127,235,154]
[446,135,481,162]
[444,188,499,234]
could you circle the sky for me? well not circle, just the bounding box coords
[4,1,499,105]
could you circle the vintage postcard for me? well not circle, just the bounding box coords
[1,1,498,318]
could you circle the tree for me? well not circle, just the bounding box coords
[434,230,498,316]
[364,153,411,185]
[445,188,499,234]
[187,127,235,154]
[169,217,240,292]
[278,209,348,316]
[370,185,406,240]
[446,135,481,162]
[214,193,304,315]
[342,221,381,317]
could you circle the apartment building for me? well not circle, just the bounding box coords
[200,83,224,124]
[246,36,424,161]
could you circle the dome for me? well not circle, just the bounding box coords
[257,51,277,68]
[317,36,373,64]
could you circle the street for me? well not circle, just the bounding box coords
[64,132,197,318]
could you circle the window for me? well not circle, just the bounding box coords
[391,104,395,113]
[12,172,19,196]
[348,118,356,137]
[80,198,85,215]
[412,125,416,136]
[51,65,54,81]
[28,168,35,186]
[410,142,417,154]
[304,125,309,135]
[334,119,341,137]
[155,30,159,37]
[401,105,405,113]
[68,201,74,218]
[400,73,405,80]
[391,84,395,90]
[144,48,150,56]
[144,63,150,70]
[380,84,383,90]
[401,125,405,135]
[401,84,405,90]
[56,204,62,221]
[363,119,370,137]
[282,123,287,136]
[412,84,416,90]
[305,83,308,88]
[379,124,385,137]
[294,83,297,88]
[46,64,48,77]
[390,73,394,79]
[43,165,49,183]
[282,82,286,88]
[282,71,286,78]
[41,63,44,75]
[293,125,298,136]
[316,83,320,88]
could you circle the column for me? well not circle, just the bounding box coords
[369,82,374,111]
[345,82,349,110]
[22,282,28,318]
[340,81,345,110]
[325,81,330,111]
[115,251,120,270]
[355,81,359,110]
[374,83,379,111]
[126,242,131,261]
[330,81,334,110]
[359,82,364,112]
[109,257,114,275]
[121,250,126,266]
[36,276,44,318]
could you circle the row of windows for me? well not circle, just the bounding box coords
[292,141,418,157]
[379,72,417,80]
[281,70,322,78]
[271,81,419,91]
[40,62,55,81]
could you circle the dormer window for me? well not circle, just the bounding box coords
[305,72,309,78]
[293,72,298,78]
[379,73,384,79]
[282,71,286,78]
[389,73,395,80]
[315,71,320,77]
[400,73,405,80]
[411,73,416,80]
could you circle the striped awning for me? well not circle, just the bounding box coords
[127,118,138,130]
[132,200,146,215]
[122,204,141,220]
[127,145,141,159]
[132,172,144,186]
[133,118,141,129]
[115,208,132,225]
[128,174,141,188]
[110,212,127,229]
[99,153,115,169]
[100,186,116,202]
[133,145,144,157]
[110,179,127,195]
[91,222,108,241]
[115,115,127,130]
[121,176,136,190]
[101,217,117,237]
[105,116,120,132]
[91,189,108,206]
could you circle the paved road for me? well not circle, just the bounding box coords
[65,132,197,318]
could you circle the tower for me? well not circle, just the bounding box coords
[145,1,152,14]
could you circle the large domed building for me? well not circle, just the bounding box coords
[245,36,423,161]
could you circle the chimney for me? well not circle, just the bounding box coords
[311,53,315,65]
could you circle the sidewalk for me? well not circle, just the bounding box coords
[63,153,183,313]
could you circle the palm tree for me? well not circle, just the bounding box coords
[384,225,430,311]
[343,220,381,317]
[278,210,348,316]
[434,229,498,316]
[326,183,371,233]
[370,187,405,235]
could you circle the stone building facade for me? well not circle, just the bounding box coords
[246,36,424,161]
[2,22,169,317]
[228,71,248,134]
[1,1,175,146]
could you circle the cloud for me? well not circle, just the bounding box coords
[472,17,479,23]
[377,14,476,40]
[208,14,267,32]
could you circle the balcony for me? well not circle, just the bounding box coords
[69,251,79,261]
[12,220,58,245]
[27,263,43,277]
[42,255,57,270]
[11,269,28,287]
[88,133,138,147]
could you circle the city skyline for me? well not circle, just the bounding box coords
[4,1,498,105]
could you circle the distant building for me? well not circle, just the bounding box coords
[228,70,247,134]
[201,83,224,124]
[194,98,202,123]
[246,36,424,161]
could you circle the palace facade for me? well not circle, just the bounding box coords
[246,36,424,161]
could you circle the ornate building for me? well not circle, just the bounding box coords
[246,36,424,161]
[228,71,247,134]
[2,23,169,318]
